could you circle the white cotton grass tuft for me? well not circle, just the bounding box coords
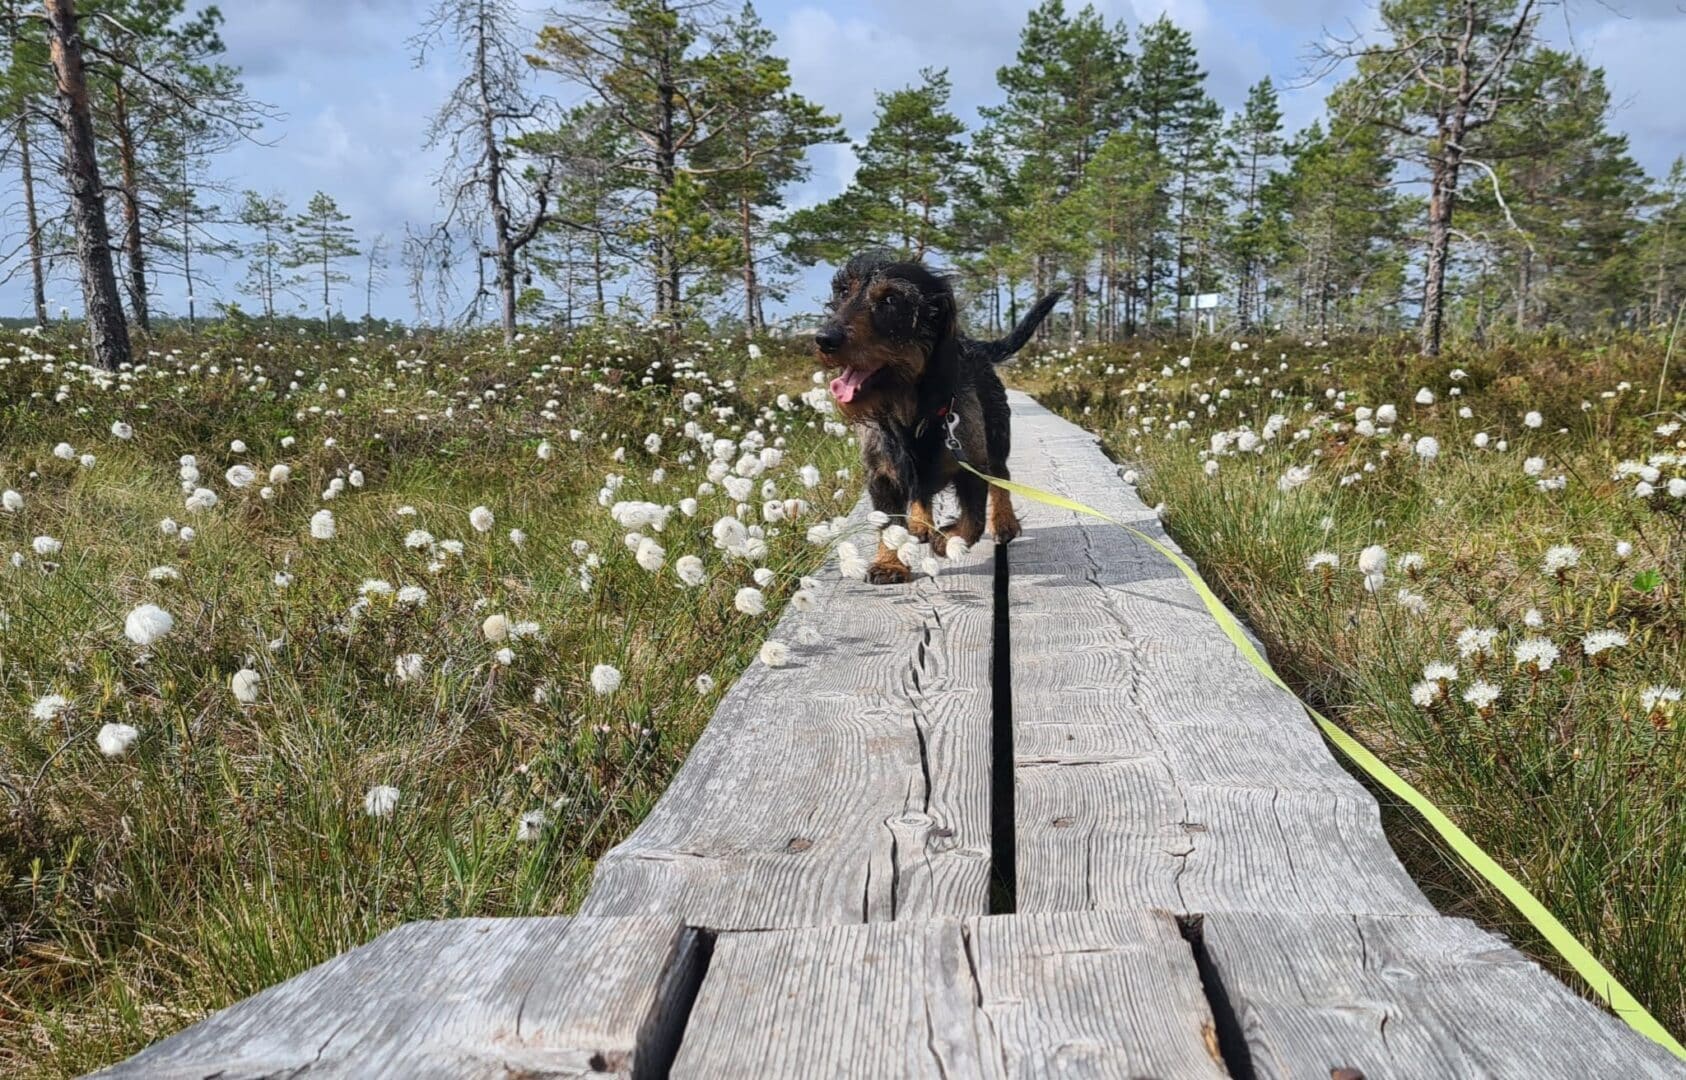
[309,509,336,540]
[225,465,257,488]
[590,663,622,695]
[517,809,548,841]
[759,640,791,667]
[124,603,174,645]
[230,668,262,704]
[1357,545,1387,576]
[482,613,511,642]
[363,785,400,818]
[675,555,706,587]
[694,672,716,694]
[469,505,495,532]
[394,653,425,683]
[32,535,62,557]
[752,567,776,588]
[1305,551,1339,573]
[32,694,70,723]
[97,723,140,758]
[635,537,666,572]
[734,586,766,616]
[2,489,21,513]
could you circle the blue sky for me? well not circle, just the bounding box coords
[3,0,1683,323]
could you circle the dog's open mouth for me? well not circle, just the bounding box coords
[828,366,878,404]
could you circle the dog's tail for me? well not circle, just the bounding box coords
[972,289,1064,364]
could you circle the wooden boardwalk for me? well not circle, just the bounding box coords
[93,392,1682,1078]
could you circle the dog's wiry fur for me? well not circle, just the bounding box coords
[815,251,1063,584]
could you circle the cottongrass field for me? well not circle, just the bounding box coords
[1026,336,1685,1037]
[0,326,861,1075]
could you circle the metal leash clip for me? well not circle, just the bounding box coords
[943,412,964,458]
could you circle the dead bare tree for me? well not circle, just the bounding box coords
[413,0,552,346]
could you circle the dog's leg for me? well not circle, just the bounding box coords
[907,498,949,556]
[980,380,1021,544]
[865,470,914,585]
[952,468,987,545]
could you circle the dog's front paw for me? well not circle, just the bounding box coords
[866,559,913,585]
[991,515,1021,545]
[924,530,948,557]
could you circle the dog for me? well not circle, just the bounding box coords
[814,251,1063,584]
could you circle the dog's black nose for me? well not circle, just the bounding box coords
[814,326,845,354]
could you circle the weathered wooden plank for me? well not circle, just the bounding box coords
[1200,910,1685,1078]
[581,505,996,930]
[88,916,700,1079]
[671,910,1226,1078]
[1004,391,1433,918]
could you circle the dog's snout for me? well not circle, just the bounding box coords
[814,326,845,354]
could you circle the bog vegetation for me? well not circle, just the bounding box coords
[0,325,860,1074]
[1025,334,1686,1034]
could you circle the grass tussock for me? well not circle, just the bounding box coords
[1024,334,1686,1037]
[0,326,857,1075]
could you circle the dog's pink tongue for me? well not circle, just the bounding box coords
[829,367,871,403]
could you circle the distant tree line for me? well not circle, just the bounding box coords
[3,0,1684,365]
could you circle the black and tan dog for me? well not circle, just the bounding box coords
[815,251,1063,584]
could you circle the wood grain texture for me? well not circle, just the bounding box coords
[87,916,701,1079]
[672,909,1226,1078]
[1200,910,1686,1078]
[581,503,997,930]
[1004,391,1432,918]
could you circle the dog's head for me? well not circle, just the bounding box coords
[814,252,956,417]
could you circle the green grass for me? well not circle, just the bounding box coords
[0,326,857,1075]
[1019,334,1686,1039]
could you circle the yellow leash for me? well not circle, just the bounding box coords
[958,459,1686,1060]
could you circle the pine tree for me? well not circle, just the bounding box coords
[1130,16,1214,330]
[782,68,967,264]
[239,191,290,323]
[1324,0,1546,354]
[1078,131,1170,339]
[1226,79,1283,331]
[980,1,1131,335]
[1269,99,1406,336]
[692,3,842,332]
[1458,51,1645,333]
[2,0,52,327]
[288,192,360,327]
[1640,159,1686,328]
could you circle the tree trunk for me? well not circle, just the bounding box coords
[1420,149,1461,357]
[472,4,517,345]
[112,79,152,334]
[1515,245,1531,331]
[17,112,49,327]
[739,193,757,333]
[46,0,130,369]
[181,156,196,331]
